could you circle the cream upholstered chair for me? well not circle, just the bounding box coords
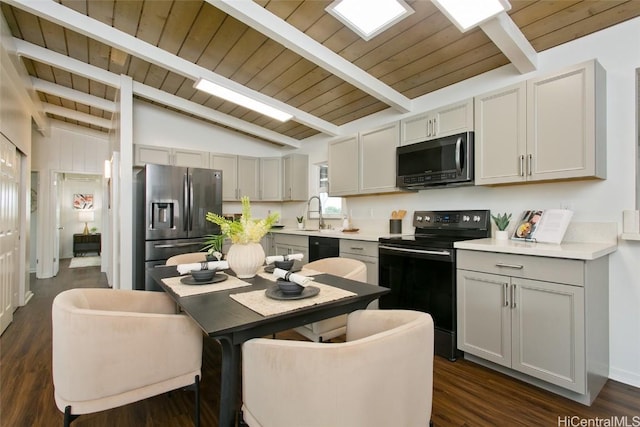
[294,257,367,342]
[52,288,203,426]
[241,309,434,427]
[165,252,208,266]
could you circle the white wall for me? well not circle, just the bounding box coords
[296,18,640,388]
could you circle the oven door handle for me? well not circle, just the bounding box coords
[379,245,451,256]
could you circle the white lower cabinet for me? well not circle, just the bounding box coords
[339,239,378,286]
[339,239,379,309]
[273,234,308,264]
[456,250,608,405]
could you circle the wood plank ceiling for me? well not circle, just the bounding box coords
[2,0,639,146]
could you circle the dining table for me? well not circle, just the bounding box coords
[149,264,389,427]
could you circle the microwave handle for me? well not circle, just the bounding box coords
[455,136,462,175]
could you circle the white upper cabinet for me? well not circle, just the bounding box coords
[210,154,238,201]
[328,136,359,196]
[259,157,281,201]
[474,82,527,185]
[359,122,400,194]
[211,154,281,201]
[135,145,209,168]
[527,60,606,181]
[237,156,260,200]
[401,99,474,145]
[282,154,308,201]
[475,60,606,185]
[328,123,400,197]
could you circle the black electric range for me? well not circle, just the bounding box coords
[378,210,491,360]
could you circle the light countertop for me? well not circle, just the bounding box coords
[269,227,403,242]
[454,238,617,260]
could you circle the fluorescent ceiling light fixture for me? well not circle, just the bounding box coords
[193,78,293,122]
[326,0,414,41]
[431,0,511,32]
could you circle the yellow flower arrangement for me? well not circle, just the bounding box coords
[205,197,280,244]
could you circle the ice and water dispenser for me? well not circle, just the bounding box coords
[150,201,176,230]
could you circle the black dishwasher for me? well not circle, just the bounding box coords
[308,236,339,261]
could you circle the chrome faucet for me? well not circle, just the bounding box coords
[307,196,326,229]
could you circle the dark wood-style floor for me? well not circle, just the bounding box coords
[1,260,639,426]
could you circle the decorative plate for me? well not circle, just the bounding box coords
[265,285,320,300]
[180,273,228,286]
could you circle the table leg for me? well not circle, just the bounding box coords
[218,336,240,427]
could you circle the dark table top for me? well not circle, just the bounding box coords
[149,266,390,345]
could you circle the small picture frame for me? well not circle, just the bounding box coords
[73,194,93,210]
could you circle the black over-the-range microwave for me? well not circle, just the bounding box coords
[396,131,474,189]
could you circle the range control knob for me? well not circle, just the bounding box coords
[416,216,423,222]
[473,215,482,222]
[424,216,431,222]
[462,215,470,222]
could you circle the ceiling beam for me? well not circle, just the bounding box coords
[133,83,301,149]
[42,103,112,129]
[31,77,117,111]
[211,0,412,113]
[5,0,342,136]
[15,39,301,147]
[480,13,537,74]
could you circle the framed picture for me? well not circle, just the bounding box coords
[73,193,93,210]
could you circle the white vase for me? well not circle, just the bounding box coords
[226,242,265,279]
[495,230,509,240]
[297,222,304,229]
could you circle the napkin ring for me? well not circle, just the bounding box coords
[200,262,208,270]
[284,271,292,281]
[283,254,289,261]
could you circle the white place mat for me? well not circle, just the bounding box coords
[229,282,356,317]
[162,274,252,297]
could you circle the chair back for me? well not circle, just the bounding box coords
[242,309,434,427]
[165,252,207,266]
[305,257,366,282]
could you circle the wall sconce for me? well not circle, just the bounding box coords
[78,210,95,235]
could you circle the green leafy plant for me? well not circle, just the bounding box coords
[202,233,224,257]
[296,216,304,224]
[491,212,512,231]
[206,197,280,244]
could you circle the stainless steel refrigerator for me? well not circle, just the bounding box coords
[133,164,222,290]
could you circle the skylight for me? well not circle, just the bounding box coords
[431,0,511,32]
[326,0,414,41]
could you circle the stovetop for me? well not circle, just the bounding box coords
[379,210,491,248]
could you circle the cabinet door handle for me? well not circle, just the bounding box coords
[511,284,517,308]
[519,155,525,177]
[495,263,524,269]
[349,247,364,250]
[503,283,509,307]
[527,154,533,176]
[432,117,436,135]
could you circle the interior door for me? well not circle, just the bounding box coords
[0,135,17,334]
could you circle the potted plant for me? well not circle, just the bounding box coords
[202,234,225,261]
[491,212,512,240]
[296,216,304,229]
[206,197,279,278]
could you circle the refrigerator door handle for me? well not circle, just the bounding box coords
[183,173,189,232]
[188,173,194,231]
